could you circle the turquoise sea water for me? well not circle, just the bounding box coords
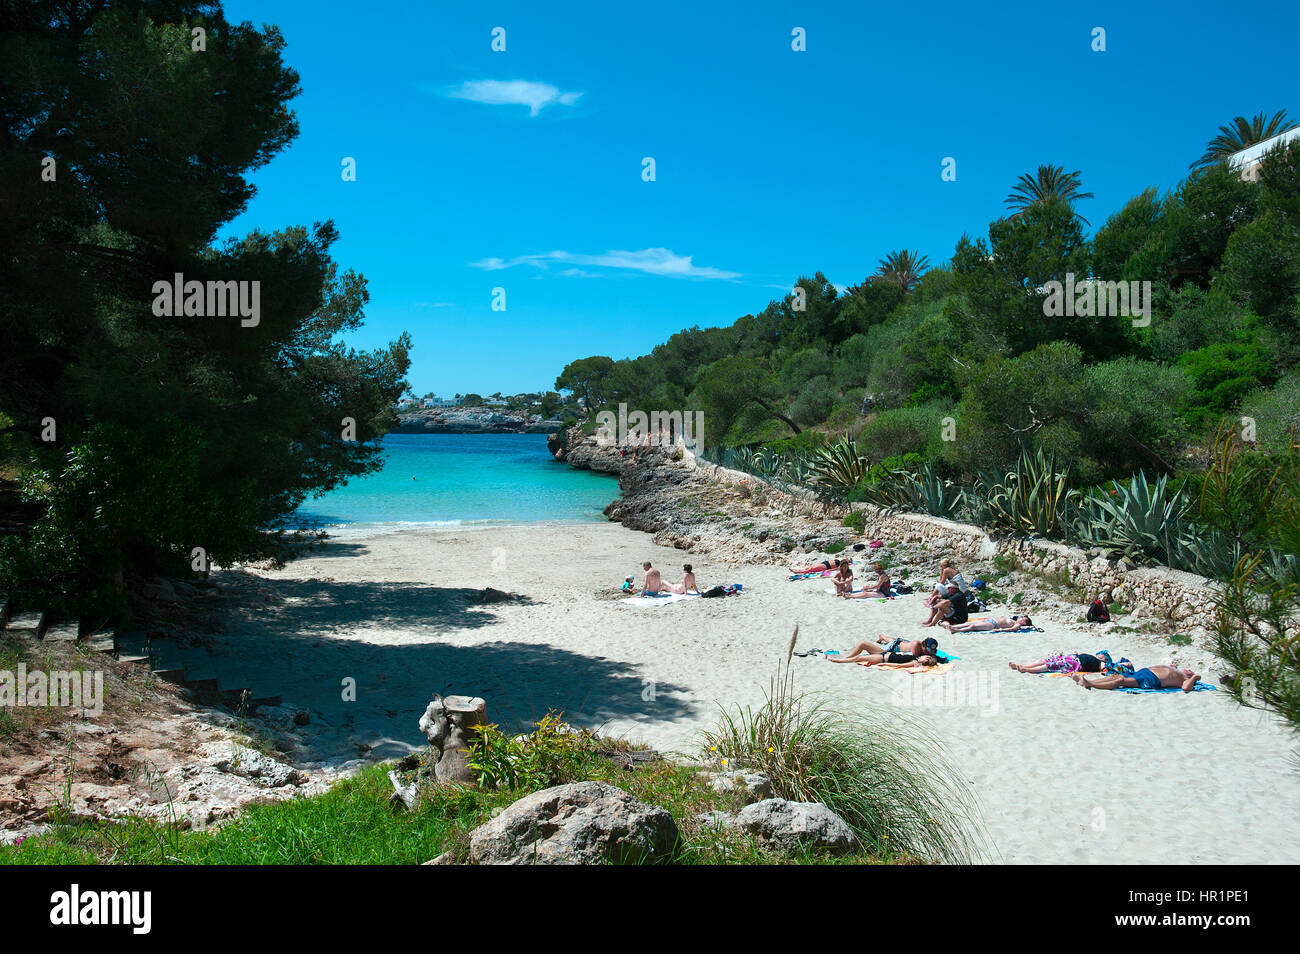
[295,433,618,532]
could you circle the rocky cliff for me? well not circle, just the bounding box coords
[396,408,563,434]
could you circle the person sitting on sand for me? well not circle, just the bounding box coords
[1009,650,1114,674]
[669,563,701,595]
[830,636,940,667]
[791,556,843,575]
[640,561,665,596]
[840,562,891,599]
[924,589,969,627]
[943,614,1033,633]
[925,560,961,606]
[1072,664,1201,692]
[621,574,636,592]
[832,559,854,595]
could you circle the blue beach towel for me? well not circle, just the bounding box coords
[1115,682,1217,694]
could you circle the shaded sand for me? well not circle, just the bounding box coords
[204,522,1300,864]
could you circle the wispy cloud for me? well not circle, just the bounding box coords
[447,80,582,116]
[413,301,455,309]
[470,248,740,281]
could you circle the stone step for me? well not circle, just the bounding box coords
[83,629,115,652]
[44,621,80,642]
[116,654,150,665]
[5,611,46,639]
[185,676,219,692]
[151,668,187,684]
[249,695,282,709]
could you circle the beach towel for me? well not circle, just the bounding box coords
[823,586,896,600]
[1115,682,1217,694]
[789,571,835,581]
[622,592,701,607]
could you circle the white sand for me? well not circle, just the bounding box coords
[209,521,1300,864]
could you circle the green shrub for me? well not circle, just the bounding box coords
[465,712,593,791]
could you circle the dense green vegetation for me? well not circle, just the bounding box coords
[556,142,1299,485]
[0,2,410,618]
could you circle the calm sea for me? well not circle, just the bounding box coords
[294,433,618,535]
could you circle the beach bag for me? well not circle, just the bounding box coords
[702,585,733,598]
[1086,599,1110,623]
[894,581,914,594]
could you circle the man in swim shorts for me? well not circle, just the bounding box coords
[1072,665,1201,692]
[640,561,664,596]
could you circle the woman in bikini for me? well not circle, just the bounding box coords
[943,614,1034,633]
[832,559,855,595]
[790,557,844,575]
[669,564,701,595]
[840,562,891,598]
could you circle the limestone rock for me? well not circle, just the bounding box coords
[720,798,857,854]
[703,770,773,803]
[464,781,678,865]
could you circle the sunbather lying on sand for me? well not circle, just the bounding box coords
[830,636,940,667]
[1072,665,1201,692]
[1010,650,1114,674]
[790,557,845,574]
[669,564,701,595]
[840,562,890,598]
[943,615,1033,632]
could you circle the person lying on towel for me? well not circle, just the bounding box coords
[1009,651,1114,674]
[790,556,845,575]
[942,614,1032,633]
[1072,664,1201,692]
[830,636,940,667]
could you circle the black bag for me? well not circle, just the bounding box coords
[701,585,728,598]
[1086,599,1110,623]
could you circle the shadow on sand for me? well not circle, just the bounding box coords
[208,576,695,761]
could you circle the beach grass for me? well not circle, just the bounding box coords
[698,655,984,864]
[1,746,910,866]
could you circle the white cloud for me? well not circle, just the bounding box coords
[447,80,582,116]
[469,248,740,281]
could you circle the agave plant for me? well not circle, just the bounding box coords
[908,464,966,519]
[809,435,871,495]
[1071,472,1194,566]
[978,449,1075,538]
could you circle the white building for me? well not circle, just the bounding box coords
[1228,126,1300,182]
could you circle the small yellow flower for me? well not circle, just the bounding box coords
[720,758,728,766]
[767,747,775,753]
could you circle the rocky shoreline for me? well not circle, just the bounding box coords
[397,408,562,434]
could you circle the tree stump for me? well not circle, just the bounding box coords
[418,694,487,785]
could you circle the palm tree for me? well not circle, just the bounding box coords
[873,249,931,293]
[1004,164,1094,224]
[1191,110,1298,170]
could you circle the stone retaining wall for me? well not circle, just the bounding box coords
[844,502,1222,630]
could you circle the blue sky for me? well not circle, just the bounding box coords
[219,0,1298,396]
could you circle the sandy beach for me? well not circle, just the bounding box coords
[189,519,1300,865]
